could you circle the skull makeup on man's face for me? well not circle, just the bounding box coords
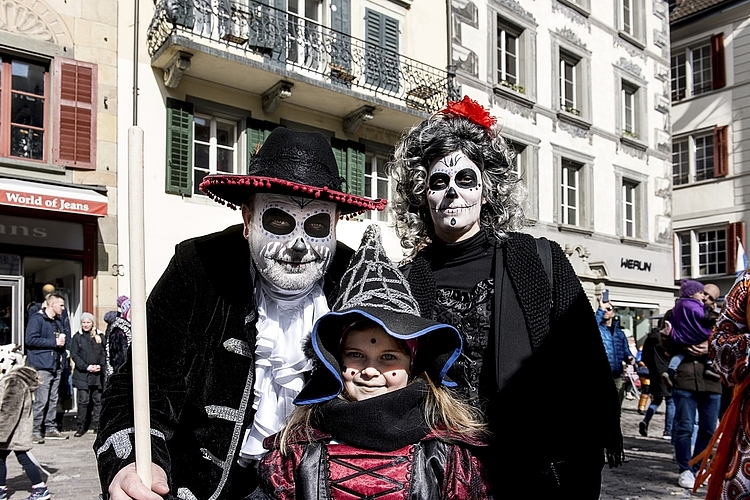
[245,193,337,290]
[426,151,483,241]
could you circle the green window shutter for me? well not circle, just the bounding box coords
[330,137,349,190]
[346,143,365,197]
[246,118,281,173]
[165,98,193,196]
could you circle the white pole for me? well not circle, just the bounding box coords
[128,125,152,488]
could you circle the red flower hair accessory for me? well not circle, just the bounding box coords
[439,96,496,131]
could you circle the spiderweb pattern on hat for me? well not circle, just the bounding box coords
[332,225,419,316]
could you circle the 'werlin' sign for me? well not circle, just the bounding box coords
[621,258,652,272]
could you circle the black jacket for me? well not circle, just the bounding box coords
[71,331,106,390]
[404,232,622,495]
[95,225,351,500]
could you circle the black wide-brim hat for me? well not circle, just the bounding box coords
[199,128,386,215]
[294,224,462,405]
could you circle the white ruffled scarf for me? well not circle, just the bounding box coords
[238,276,329,464]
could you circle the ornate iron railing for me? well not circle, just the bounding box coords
[148,0,454,112]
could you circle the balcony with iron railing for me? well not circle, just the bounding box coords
[147,0,456,129]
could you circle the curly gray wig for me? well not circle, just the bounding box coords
[387,111,527,257]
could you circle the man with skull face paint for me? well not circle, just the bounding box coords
[95,128,385,500]
[389,97,624,498]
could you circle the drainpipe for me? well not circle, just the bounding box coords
[446,0,458,102]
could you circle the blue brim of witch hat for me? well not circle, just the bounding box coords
[294,307,462,405]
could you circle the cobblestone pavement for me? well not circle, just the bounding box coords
[4,398,707,499]
[4,416,102,500]
[601,396,703,500]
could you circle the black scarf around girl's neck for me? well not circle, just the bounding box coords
[312,380,430,452]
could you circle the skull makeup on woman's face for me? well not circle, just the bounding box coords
[426,151,484,242]
[244,193,338,290]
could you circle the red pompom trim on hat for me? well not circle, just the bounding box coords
[440,95,496,131]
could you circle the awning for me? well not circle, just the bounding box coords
[0,178,108,216]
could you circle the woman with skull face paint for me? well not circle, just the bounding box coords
[388,96,624,498]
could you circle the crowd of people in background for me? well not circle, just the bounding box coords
[0,285,133,499]
[601,278,730,492]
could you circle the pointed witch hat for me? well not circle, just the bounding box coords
[294,224,462,405]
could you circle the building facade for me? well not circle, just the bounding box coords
[0,0,118,344]
[670,0,750,297]
[450,0,675,344]
[122,0,450,291]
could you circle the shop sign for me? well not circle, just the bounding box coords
[0,214,83,250]
[0,179,107,216]
[621,258,652,272]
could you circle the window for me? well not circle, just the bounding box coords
[363,152,391,222]
[615,167,647,240]
[365,9,399,93]
[510,144,526,180]
[497,20,519,89]
[559,53,578,114]
[492,12,536,103]
[616,0,644,44]
[165,98,275,197]
[694,134,714,182]
[622,0,633,35]
[671,34,726,101]
[622,181,636,237]
[0,56,46,161]
[672,139,689,185]
[552,31,591,123]
[560,159,580,226]
[622,83,636,135]
[553,146,593,230]
[671,126,728,186]
[676,228,727,277]
[193,114,238,195]
[0,55,96,168]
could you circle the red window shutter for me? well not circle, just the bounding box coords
[711,33,726,90]
[727,222,746,274]
[714,125,728,177]
[54,58,97,169]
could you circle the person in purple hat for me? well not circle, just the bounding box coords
[662,279,718,387]
[95,128,384,500]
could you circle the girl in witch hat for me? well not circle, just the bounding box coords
[248,225,492,500]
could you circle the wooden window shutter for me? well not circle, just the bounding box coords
[714,125,728,177]
[331,137,351,190]
[53,58,97,169]
[165,98,194,196]
[346,142,366,197]
[330,138,365,196]
[246,118,280,173]
[727,221,746,274]
[711,33,726,90]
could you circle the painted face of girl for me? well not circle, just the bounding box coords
[244,193,338,291]
[426,151,484,242]
[341,325,410,401]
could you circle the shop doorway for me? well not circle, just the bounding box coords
[23,257,82,332]
[0,276,23,345]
